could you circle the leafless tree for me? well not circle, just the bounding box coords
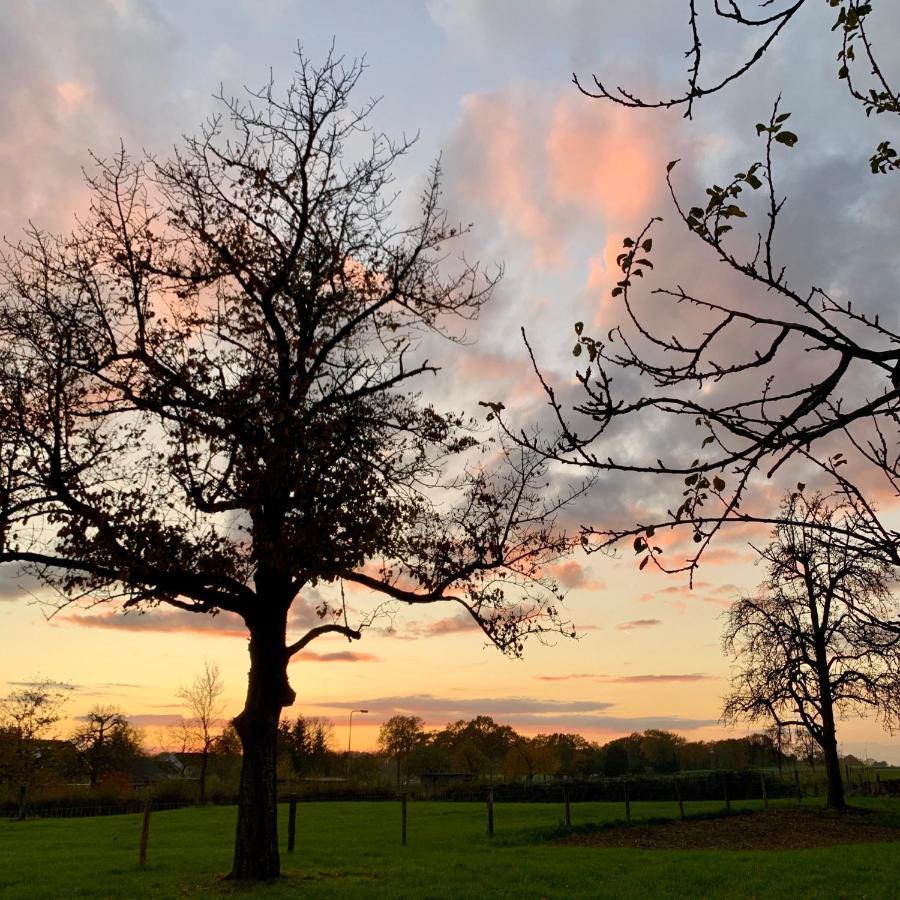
[489,3,900,580]
[70,706,142,789]
[575,2,898,173]
[722,492,900,809]
[0,679,67,818]
[500,96,900,594]
[178,661,225,803]
[0,48,576,879]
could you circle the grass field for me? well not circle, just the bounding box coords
[1,798,899,898]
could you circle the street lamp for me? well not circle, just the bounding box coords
[346,709,368,780]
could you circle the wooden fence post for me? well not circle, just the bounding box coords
[138,797,152,868]
[723,779,731,812]
[563,784,571,828]
[287,794,298,853]
[624,784,631,824]
[760,773,768,810]
[401,792,408,846]
[794,769,802,803]
[675,779,685,820]
[486,787,494,837]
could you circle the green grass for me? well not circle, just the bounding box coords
[1,798,899,898]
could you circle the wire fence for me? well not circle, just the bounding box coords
[5,767,896,821]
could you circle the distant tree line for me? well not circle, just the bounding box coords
[3,681,892,819]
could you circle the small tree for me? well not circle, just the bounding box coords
[763,724,792,775]
[377,715,425,785]
[0,679,66,818]
[722,493,900,809]
[177,661,225,802]
[70,707,142,788]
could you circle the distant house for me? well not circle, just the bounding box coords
[151,752,203,781]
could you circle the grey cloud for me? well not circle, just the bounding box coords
[617,619,662,631]
[316,692,714,732]
[321,693,614,717]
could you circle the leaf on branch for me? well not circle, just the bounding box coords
[774,131,799,147]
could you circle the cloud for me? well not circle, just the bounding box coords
[0,565,46,601]
[616,618,662,631]
[447,88,668,271]
[323,693,614,716]
[537,672,712,683]
[291,651,377,664]
[546,560,606,592]
[5,679,78,692]
[125,713,187,728]
[57,608,248,639]
[315,692,714,732]
[608,673,712,684]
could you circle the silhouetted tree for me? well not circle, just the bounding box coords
[502,739,559,783]
[722,493,900,809]
[0,679,66,818]
[70,707,143,788]
[378,715,425,785]
[494,3,900,599]
[640,730,684,773]
[177,661,225,802]
[576,2,898,173]
[0,49,575,879]
[279,714,334,776]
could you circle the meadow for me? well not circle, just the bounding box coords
[1,798,899,898]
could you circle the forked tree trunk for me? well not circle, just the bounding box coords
[230,612,295,881]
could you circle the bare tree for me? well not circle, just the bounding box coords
[575,2,898,173]
[70,707,142,789]
[500,99,900,594]
[178,661,225,803]
[722,492,900,809]
[0,48,575,879]
[0,679,67,819]
[484,3,900,584]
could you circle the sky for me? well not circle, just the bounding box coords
[1,0,899,763]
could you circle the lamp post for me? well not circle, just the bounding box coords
[347,709,368,780]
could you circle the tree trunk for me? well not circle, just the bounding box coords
[199,746,208,804]
[230,613,295,881]
[821,732,846,810]
[812,631,846,811]
[17,783,27,821]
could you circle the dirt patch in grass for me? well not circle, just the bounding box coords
[564,806,900,851]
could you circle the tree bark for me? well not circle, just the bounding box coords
[812,626,847,811]
[199,746,208,804]
[229,611,295,881]
[820,728,846,810]
[17,783,27,821]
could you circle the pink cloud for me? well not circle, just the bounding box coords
[57,608,247,639]
[546,97,660,223]
[537,672,712,683]
[449,88,669,271]
[291,651,377,664]
[546,560,606,591]
[616,618,662,631]
[455,91,563,268]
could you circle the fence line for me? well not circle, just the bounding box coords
[6,768,896,821]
